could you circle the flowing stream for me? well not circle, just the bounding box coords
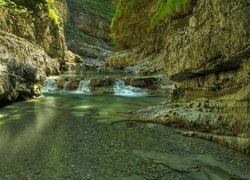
[0,71,250,180]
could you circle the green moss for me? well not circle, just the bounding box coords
[151,0,193,26]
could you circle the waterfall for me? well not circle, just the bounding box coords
[44,79,57,91]
[63,80,71,90]
[78,80,91,93]
[113,79,147,97]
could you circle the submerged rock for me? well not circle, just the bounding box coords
[133,150,250,180]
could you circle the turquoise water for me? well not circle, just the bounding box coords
[1,68,250,179]
[0,94,164,179]
[0,93,250,179]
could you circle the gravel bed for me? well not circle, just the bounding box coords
[0,95,249,180]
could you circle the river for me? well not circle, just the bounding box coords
[0,71,250,180]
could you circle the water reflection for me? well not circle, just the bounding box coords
[0,96,57,155]
[0,94,249,179]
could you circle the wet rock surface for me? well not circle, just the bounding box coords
[44,74,170,95]
[132,88,250,154]
[133,150,250,180]
[108,0,250,154]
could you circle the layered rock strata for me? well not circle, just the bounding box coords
[65,0,115,65]
[109,0,250,154]
[0,1,80,104]
[0,31,59,103]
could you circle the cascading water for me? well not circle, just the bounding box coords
[63,80,71,91]
[44,79,57,92]
[78,80,91,93]
[43,73,149,96]
[113,79,147,97]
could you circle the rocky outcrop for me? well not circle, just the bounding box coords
[44,75,167,95]
[0,31,59,103]
[0,1,81,105]
[106,47,165,75]
[109,0,250,154]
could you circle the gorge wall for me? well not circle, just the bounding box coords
[0,0,79,105]
[64,0,116,67]
[109,0,250,154]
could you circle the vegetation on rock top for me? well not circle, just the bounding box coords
[0,0,60,26]
[65,0,116,52]
[151,0,194,26]
[112,0,195,29]
[68,0,116,21]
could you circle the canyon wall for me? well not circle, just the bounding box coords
[109,0,250,154]
[0,0,79,104]
[64,0,116,66]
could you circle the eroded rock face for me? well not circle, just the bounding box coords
[109,0,250,154]
[164,0,250,83]
[0,31,59,103]
[65,2,114,63]
[0,2,81,104]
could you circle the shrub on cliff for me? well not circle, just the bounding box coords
[112,0,196,28]
[151,0,192,25]
[0,0,60,26]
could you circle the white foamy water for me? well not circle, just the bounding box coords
[113,79,147,97]
[78,80,91,93]
[63,80,71,90]
[44,79,57,92]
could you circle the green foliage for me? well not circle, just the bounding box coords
[0,0,14,7]
[112,0,193,28]
[111,0,141,30]
[151,0,192,26]
[8,0,48,11]
[69,0,116,20]
[114,0,140,17]
[0,0,32,15]
[48,7,60,26]
[0,0,61,27]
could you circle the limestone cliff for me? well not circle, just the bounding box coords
[0,0,79,104]
[109,0,250,154]
[64,0,116,66]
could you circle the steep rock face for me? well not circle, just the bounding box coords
[110,0,250,154]
[65,0,115,63]
[0,31,59,103]
[107,0,166,75]
[0,1,80,104]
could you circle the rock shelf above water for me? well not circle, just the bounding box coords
[44,75,171,96]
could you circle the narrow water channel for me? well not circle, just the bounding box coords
[0,93,250,180]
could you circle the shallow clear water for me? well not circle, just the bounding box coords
[0,93,250,180]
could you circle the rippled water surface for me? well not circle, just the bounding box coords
[0,90,250,179]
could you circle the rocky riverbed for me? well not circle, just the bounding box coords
[0,95,249,179]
